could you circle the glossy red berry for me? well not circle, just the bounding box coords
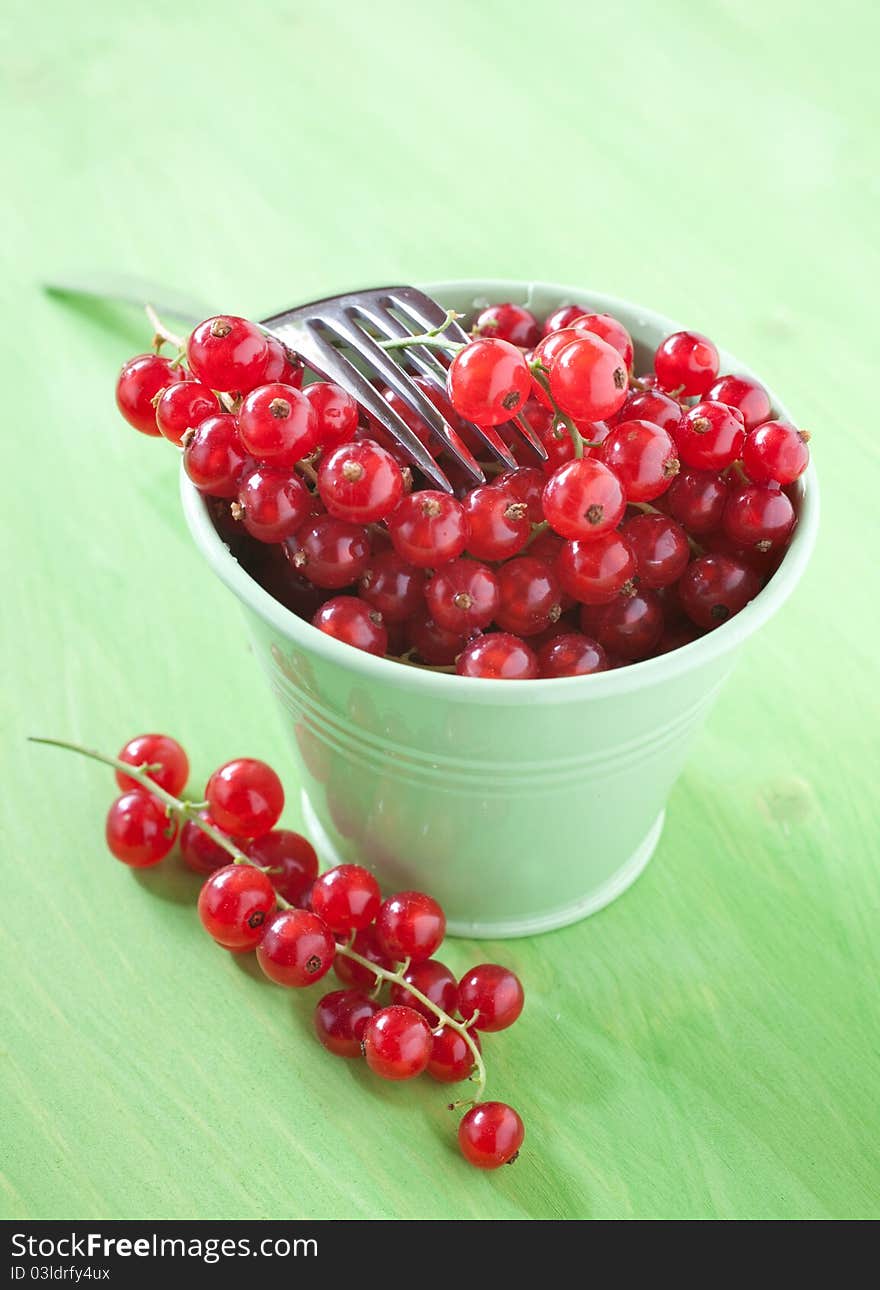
[106,791,177,867]
[314,989,380,1058]
[358,551,425,623]
[115,733,189,797]
[602,419,679,501]
[456,633,539,680]
[447,338,531,425]
[236,466,311,542]
[557,531,636,605]
[614,387,683,433]
[459,1102,524,1169]
[542,303,591,335]
[463,485,530,561]
[312,596,388,655]
[458,964,524,1032]
[543,458,626,541]
[722,483,796,550]
[205,758,284,838]
[531,329,582,408]
[115,354,182,435]
[570,312,634,370]
[155,380,219,446]
[654,330,719,397]
[304,381,359,450]
[262,337,303,387]
[491,467,546,523]
[180,814,233,875]
[674,401,745,471]
[386,491,469,568]
[581,588,664,660]
[473,302,540,348]
[183,414,248,498]
[742,421,810,485]
[318,440,404,523]
[495,557,562,636]
[666,468,729,534]
[197,863,276,951]
[376,891,446,963]
[310,864,381,934]
[334,925,394,989]
[620,514,690,588]
[187,316,269,393]
[706,374,772,430]
[548,334,629,422]
[537,631,607,678]
[257,908,335,987]
[406,611,466,666]
[390,959,459,1020]
[246,830,318,905]
[238,383,317,465]
[363,1005,432,1080]
[427,1026,482,1083]
[425,559,500,634]
[288,516,371,589]
[679,554,760,629]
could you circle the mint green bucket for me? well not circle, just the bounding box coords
[181,280,819,937]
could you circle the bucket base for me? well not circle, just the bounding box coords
[301,790,664,939]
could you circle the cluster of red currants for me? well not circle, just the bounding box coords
[69,731,525,1170]
[116,299,810,678]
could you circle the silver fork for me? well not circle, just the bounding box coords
[46,277,547,492]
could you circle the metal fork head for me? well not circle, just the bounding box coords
[260,286,547,494]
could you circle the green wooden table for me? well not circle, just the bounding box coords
[3,0,878,1221]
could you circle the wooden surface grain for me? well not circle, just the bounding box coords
[2,0,878,1220]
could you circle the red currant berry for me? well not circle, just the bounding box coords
[447,339,531,426]
[334,925,393,989]
[527,528,565,563]
[425,558,500,634]
[312,596,388,655]
[459,1102,524,1169]
[318,440,404,523]
[679,554,760,628]
[314,989,380,1058]
[463,485,530,561]
[363,1005,432,1080]
[427,1026,482,1083]
[456,632,539,680]
[543,458,626,541]
[620,514,690,588]
[187,316,269,393]
[390,959,458,1020]
[570,312,634,370]
[492,467,546,523]
[405,611,466,666]
[531,328,582,404]
[601,419,679,501]
[386,491,469,568]
[238,383,316,466]
[106,791,177,867]
[115,733,189,797]
[287,516,371,589]
[495,556,562,636]
[666,468,729,534]
[369,380,458,458]
[674,401,745,471]
[742,421,810,485]
[582,588,664,660]
[303,381,359,450]
[246,830,318,904]
[205,758,284,838]
[256,908,335,987]
[537,632,607,677]
[115,354,182,435]
[180,814,233,875]
[548,334,629,422]
[358,551,425,623]
[473,302,540,348]
[197,863,276,951]
[376,891,446,963]
[557,531,636,605]
[458,964,524,1032]
[310,864,381,934]
[262,337,302,386]
[235,466,311,543]
[537,418,577,471]
[614,387,683,433]
[706,374,772,430]
[183,413,248,498]
[155,380,219,446]
[722,483,796,550]
[654,330,719,397]
[543,303,590,335]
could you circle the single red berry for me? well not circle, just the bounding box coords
[106,791,177,867]
[459,1102,524,1169]
[456,632,539,680]
[197,863,276,951]
[263,337,303,387]
[543,458,626,541]
[303,381,359,450]
[358,551,425,623]
[180,814,234,876]
[542,303,591,335]
[491,467,546,523]
[654,330,719,397]
[537,632,607,678]
[602,419,679,501]
[548,334,629,422]
[376,891,446,963]
[236,465,311,543]
[187,315,269,393]
[390,959,458,1020]
[581,589,664,660]
[406,610,467,666]
[312,596,388,655]
[447,338,531,426]
[425,558,500,634]
[458,964,524,1032]
[473,302,541,348]
[155,380,219,446]
[722,483,796,550]
[463,485,531,561]
[427,1026,482,1083]
[362,1005,433,1080]
[310,864,381,933]
[531,328,582,408]
[183,413,248,498]
[116,354,182,435]
[706,374,772,430]
[334,924,394,989]
[495,557,562,636]
[314,989,380,1058]
[386,491,469,568]
[742,420,810,485]
[570,312,634,370]
[614,387,683,433]
[679,554,760,628]
[238,383,317,465]
[256,908,335,987]
[287,516,371,589]
[527,527,565,563]
[557,531,636,605]
[674,401,745,472]
[666,468,729,534]
[115,733,189,797]
[205,758,284,838]
[318,440,404,523]
[620,514,690,588]
[246,831,318,904]
[537,418,577,471]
